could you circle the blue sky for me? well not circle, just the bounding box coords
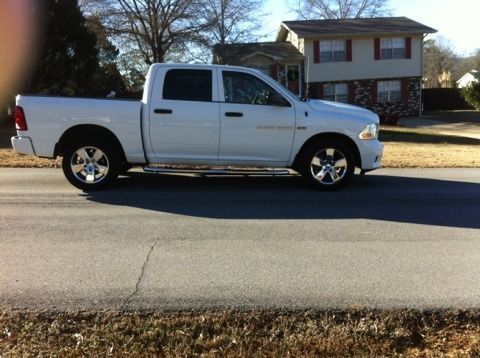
[264,0,479,56]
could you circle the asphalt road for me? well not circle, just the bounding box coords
[0,168,479,311]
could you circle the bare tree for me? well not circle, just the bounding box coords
[423,38,456,88]
[451,53,477,82]
[83,0,213,64]
[475,49,480,70]
[200,0,264,46]
[293,0,390,20]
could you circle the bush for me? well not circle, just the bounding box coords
[461,81,480,110]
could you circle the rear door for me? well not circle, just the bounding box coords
[218,69,296,163]
[148,68,220,161]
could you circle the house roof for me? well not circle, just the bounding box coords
[277,17,437,40]
[457,70,480,84]
[213,42,305,65]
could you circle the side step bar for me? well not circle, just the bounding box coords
[143,166,291,176]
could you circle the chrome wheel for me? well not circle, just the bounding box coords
[70,146,109,184]
[310,147,348,185]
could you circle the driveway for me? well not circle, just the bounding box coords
[0,168,479,311]
[400,110,480,140]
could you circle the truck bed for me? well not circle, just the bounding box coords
[15,95,145,163]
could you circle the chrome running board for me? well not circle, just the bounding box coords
[143,166,291,176]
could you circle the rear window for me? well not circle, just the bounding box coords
[163,69,212,102]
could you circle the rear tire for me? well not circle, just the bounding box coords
[62,138,120,191]
[299,138,355,191]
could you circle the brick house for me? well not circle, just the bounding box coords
[214,17,436,117]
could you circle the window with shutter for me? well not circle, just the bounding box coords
[323,83,348,103]
[377,80,402,103]
[319,40,346,62]
[379,37,407,59]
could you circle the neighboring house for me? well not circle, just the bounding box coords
[457,70,479,88]
[213,42,306,96]
[214,17,436,117]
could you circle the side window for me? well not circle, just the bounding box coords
[378,80,401,103]
[324,83,348,103]
[223,71,284,105]
[163,69,212,102]
[320,40,346,62]
[380,38,405,59]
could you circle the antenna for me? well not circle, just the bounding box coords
[304,56,310,100]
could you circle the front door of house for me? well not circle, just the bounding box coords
[286,64,301,96]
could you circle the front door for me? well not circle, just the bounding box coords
[286,64,301,96]
[218,69,296,163]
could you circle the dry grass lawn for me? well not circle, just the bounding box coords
[0,148,60,168]
[379,126,480,168]
[382,142,480,168]
[1,309,479,356]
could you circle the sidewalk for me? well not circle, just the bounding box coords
[399,113,480,140]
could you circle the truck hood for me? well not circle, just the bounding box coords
[307,99,379,126]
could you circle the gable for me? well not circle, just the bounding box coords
[213,42,304,65]
[240,53,280,66]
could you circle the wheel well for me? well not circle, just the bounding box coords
[292,132,361,170]
[54,125,127,163]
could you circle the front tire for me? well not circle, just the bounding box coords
[62,138,120,191]
[299,139,355,191]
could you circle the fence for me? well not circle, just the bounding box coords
[422,88,473,111]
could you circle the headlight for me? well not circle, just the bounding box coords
[359,123,378,140]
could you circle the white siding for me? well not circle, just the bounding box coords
[457,73,478,88]
[298,38,305,54]
[303,35,423,82]
[286,32,299,50]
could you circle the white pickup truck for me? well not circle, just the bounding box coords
[12,63,383,190]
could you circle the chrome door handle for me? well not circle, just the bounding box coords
[225,112,243,117]
[154,108,173,114]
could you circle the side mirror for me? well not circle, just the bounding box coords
[268,92,291,107]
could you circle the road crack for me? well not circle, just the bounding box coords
[123,239,158,307]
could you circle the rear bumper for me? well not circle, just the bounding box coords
[358,139,383,170]
[11,136,36,156]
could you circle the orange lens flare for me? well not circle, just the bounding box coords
[0,0,38,104]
